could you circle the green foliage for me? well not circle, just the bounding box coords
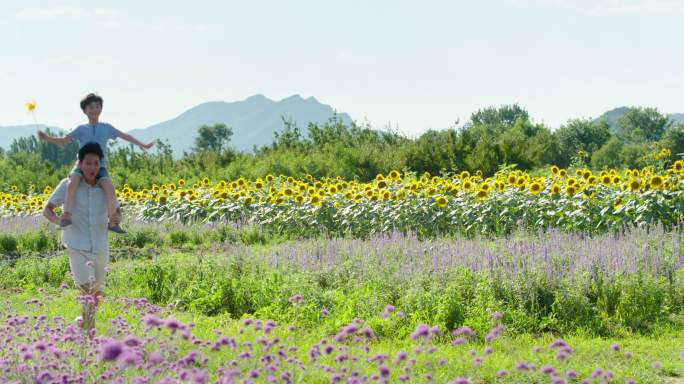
[0,233,18,255]
[193,123,233,153]
[660,123,684,158]
[557,119,611,167]
[2,246,682,337]
[617,106,672,143]
[0,228,60,256]
[592,137,624,169]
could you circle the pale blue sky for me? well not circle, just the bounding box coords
[1,0,682,135]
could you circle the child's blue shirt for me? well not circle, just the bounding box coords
[67,122,122,168]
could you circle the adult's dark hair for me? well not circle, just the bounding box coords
[78,142,104,161]
[80,93,103,111]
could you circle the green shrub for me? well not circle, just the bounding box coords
[0,234,18,255]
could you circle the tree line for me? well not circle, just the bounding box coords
[1,105,682,190]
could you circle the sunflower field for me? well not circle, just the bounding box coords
[2,162,684,239]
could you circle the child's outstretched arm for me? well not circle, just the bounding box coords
[117,131,156,150]
[37,130,72,146]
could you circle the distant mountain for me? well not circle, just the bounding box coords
[0,125,65,150]
[671,113,684,124]
[594,107,684,132]
[119,94,352,156]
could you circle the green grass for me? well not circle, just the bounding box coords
[2,287,683,383]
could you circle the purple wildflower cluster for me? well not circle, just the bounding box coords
[232,226,682,283]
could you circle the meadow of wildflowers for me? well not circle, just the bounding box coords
[1,287,683,383]
[1,163,683,382]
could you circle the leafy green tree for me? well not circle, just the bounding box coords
[591,137,624,169]
[555,119,611,167]
[617,107,671,142]
[659,123,684,158]
[404,129,464,175]
[271,118,304,150]
[469,104,529,126]
[193,123,233,153]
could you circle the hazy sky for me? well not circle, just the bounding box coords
[1,0,682,135]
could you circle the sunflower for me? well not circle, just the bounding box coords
[674,160,684,172]
[435,196,448,207]
[507,175,517,185]
[283,188,294,196]
[528,182,543,195]
[308,195,321,205]
[550,165,559,175]
[629,179,641,192]
[389,170,401,180]
[613,196,623,209]
[377,180,387,189]
[649,176,663,189]
[551,184,561,195]
[601,175,612,186]
[295,195,305,203]
[265,174,274,182]
[559,169,567,177]
[243,196,253,205]
[582,170,592,180]
[475,189,489,200]
[565,185,576,196]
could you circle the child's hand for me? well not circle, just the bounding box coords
[141,141,155,150]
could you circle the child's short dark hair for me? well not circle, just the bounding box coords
[78,142,104,161]
[80,93,103,111]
